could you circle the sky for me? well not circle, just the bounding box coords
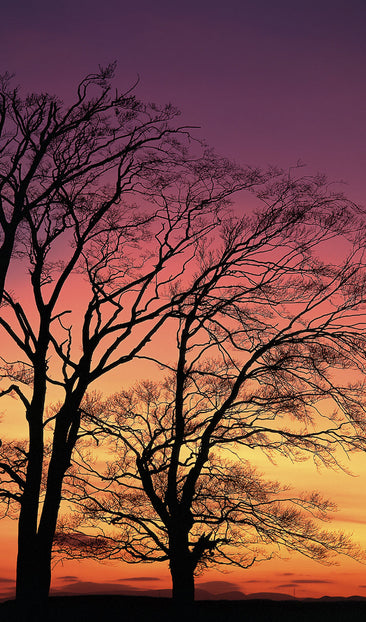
[1,0,366,601]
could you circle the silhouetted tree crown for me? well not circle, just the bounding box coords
[0,64,277,605]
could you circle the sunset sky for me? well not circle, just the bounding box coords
[1,0,366,601]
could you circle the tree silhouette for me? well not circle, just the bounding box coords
[58,379,363,603]
[0,66,272,607]
[56,180,366,602]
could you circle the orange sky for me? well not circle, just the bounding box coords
[1,454,366,601]
[48,455,366,599]
[1,381,366,602]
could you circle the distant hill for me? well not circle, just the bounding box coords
[210,590,247,600]
[243,591,296,601]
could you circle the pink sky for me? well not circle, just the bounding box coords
[1,0,366,600]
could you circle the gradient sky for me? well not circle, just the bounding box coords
[1,0,366,600]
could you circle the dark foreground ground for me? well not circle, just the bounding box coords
[2,594,366,622]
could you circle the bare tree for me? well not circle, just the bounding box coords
[56,182,366,602]
[0,66,269,608]
[58,380,363,603]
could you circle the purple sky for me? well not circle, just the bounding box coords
[1,0,365,200]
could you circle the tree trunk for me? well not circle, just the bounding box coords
[16,530,40,603]
[36,405,81,599]
[16,536,51,609]
[16,411,76,604]
[16,452,70,604]
[36,461,67,598]
[169,527,195,603]
[170,557,195,602]
[16,391,45,605]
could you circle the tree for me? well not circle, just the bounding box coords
[0,66,268,607]
[58,380,362,603]
[56,179,366,602]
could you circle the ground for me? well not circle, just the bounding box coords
[1,595,366,622]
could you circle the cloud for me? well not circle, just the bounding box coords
[56,575,79,582]
[51,580,141,596]
[293,579,334,585]
[334,515,366,526]
[277,579,334,587]
[0,578,15,584]
[117,576,161,582]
